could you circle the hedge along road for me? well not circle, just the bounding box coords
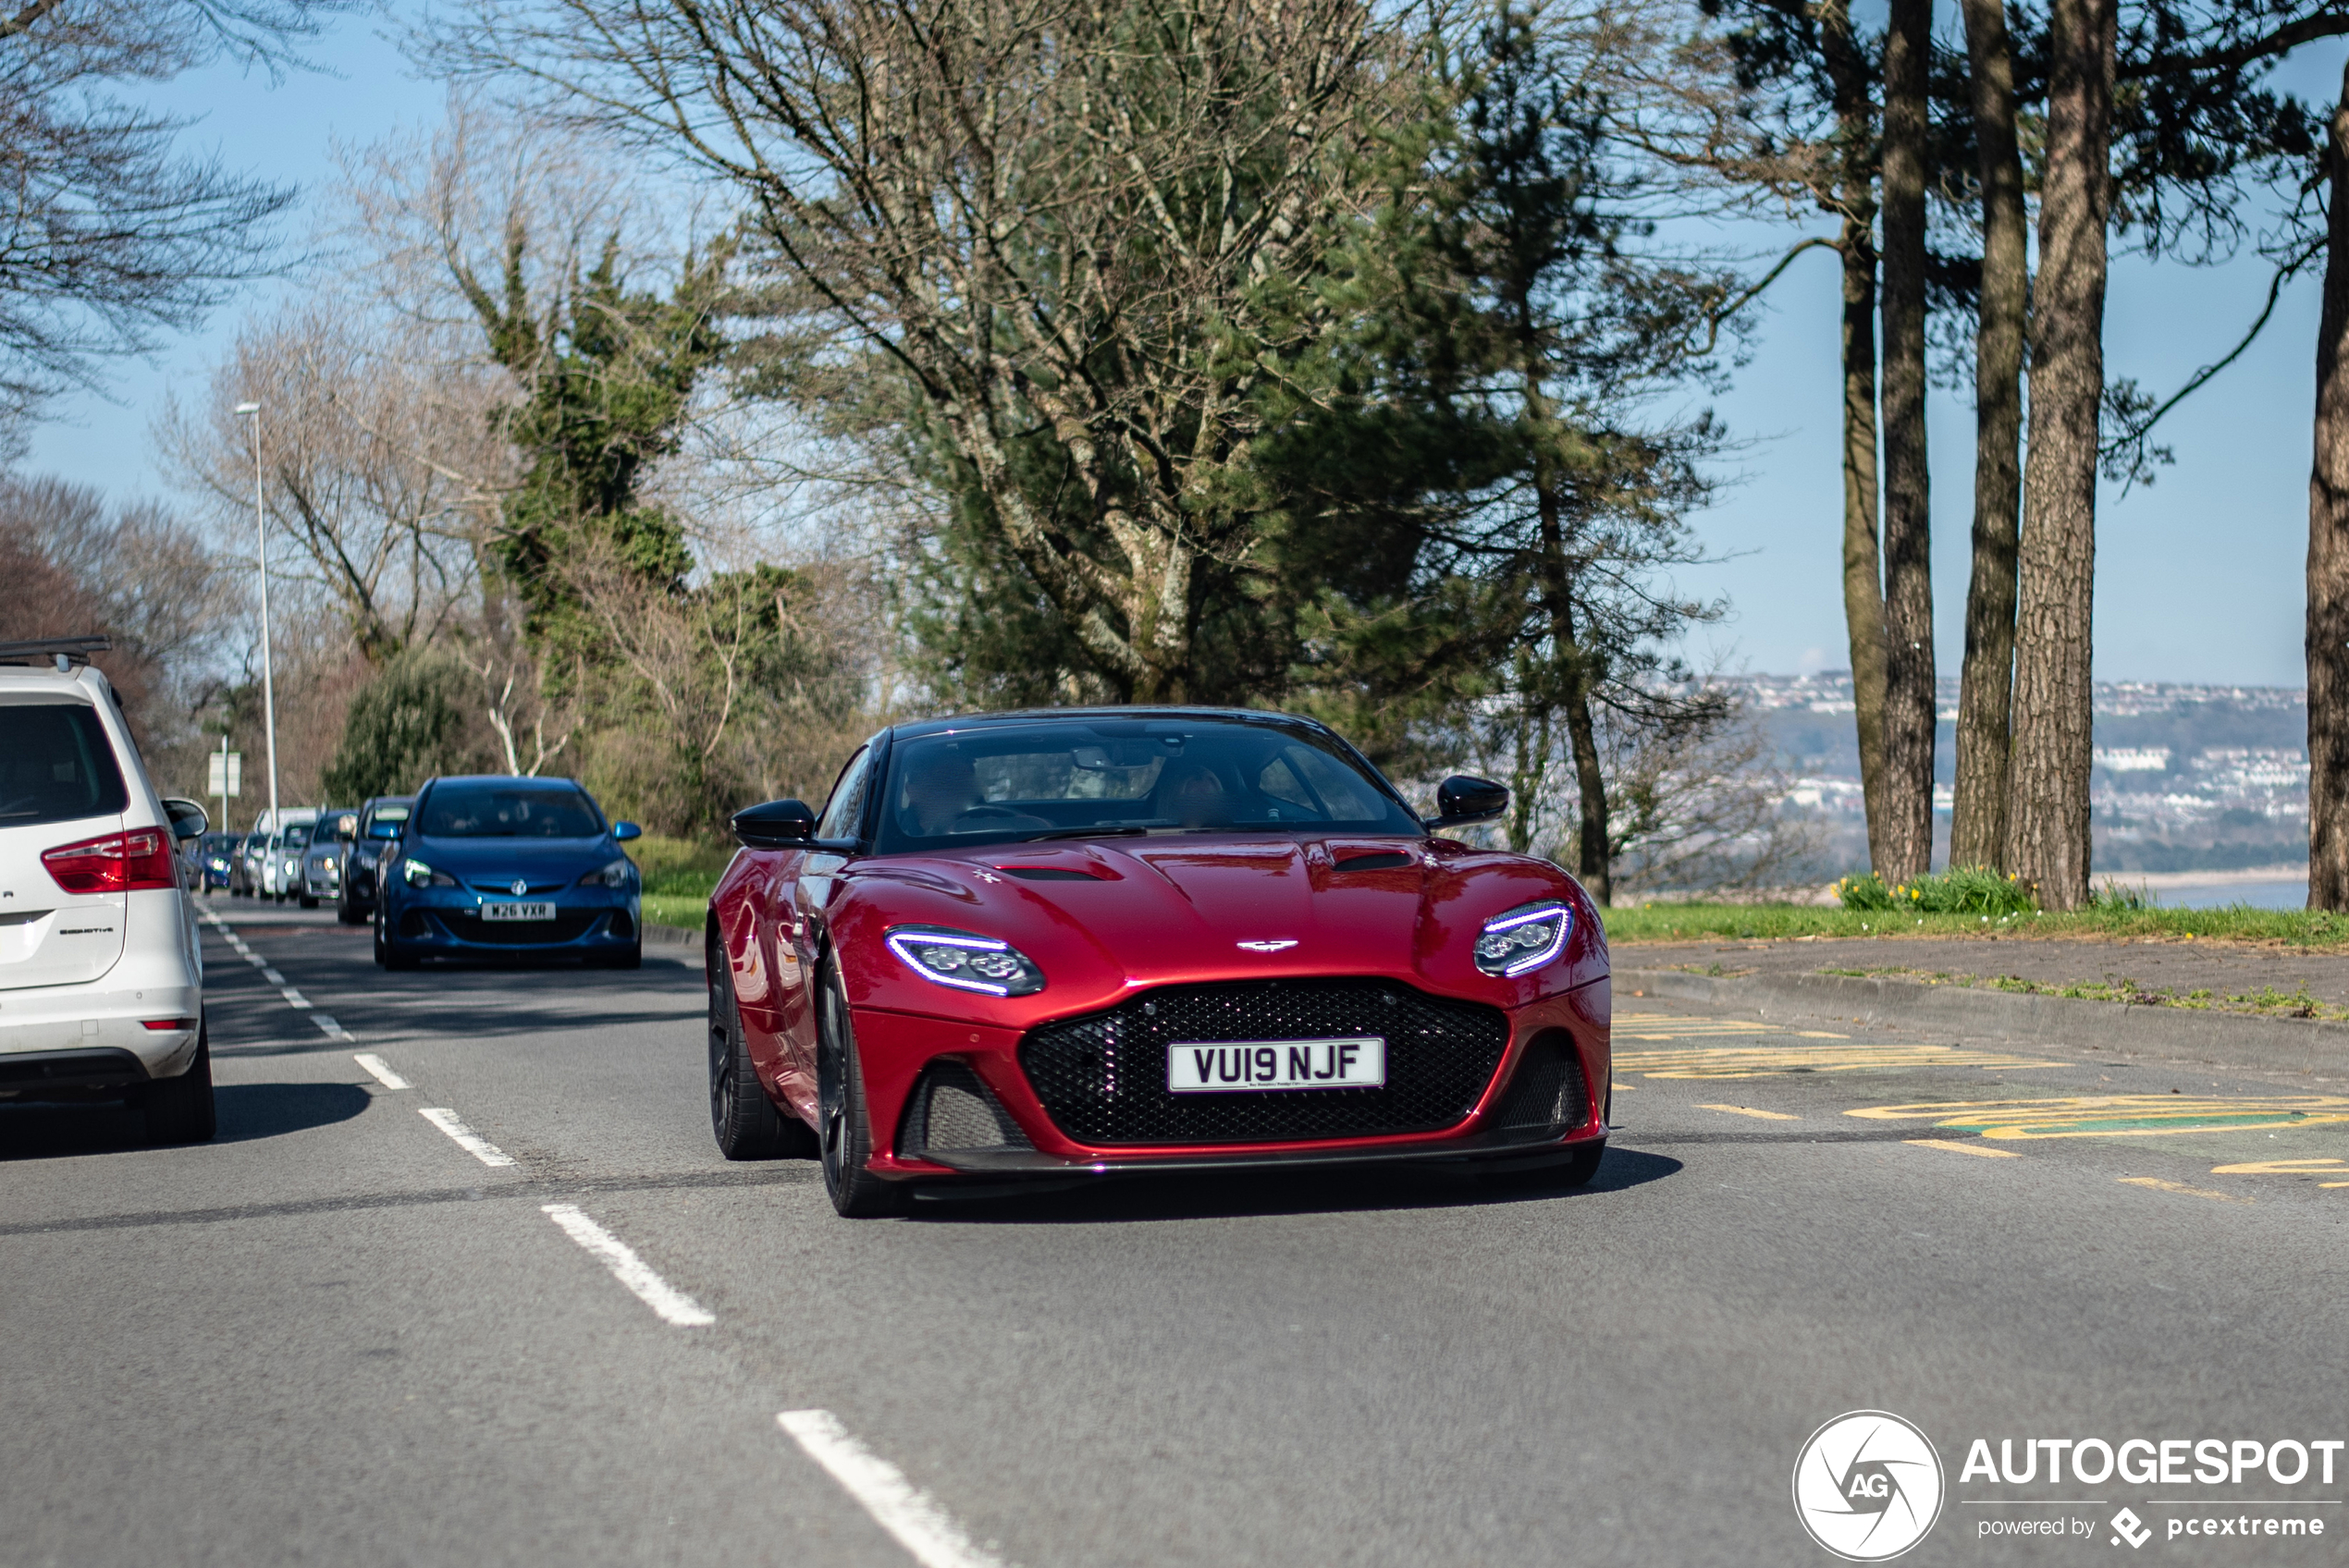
[3,903,2348,1567]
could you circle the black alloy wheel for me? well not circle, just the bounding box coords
[816,962,910,1218]
[708,952,815,1159]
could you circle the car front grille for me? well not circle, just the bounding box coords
[1018,978,1509,1145]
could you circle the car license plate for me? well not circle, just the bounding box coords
[481,901,556,922]
[1167,1037,1384,1093]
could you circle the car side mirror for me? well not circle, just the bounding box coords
[732,799,816,850]
[1426,775,1509,829]
[612,820,643,842]
[161,798,209,839]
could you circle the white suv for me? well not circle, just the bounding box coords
[0,640,213,1142]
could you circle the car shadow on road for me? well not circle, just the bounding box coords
[905,1146,1683,1225]
[0,1083,371,1160]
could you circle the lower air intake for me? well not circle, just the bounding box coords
[1488,1032,1591,1133]
[1018,978,1509,1145]
[900,1061,1034,1159]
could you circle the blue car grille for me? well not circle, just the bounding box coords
[465,879,570,895]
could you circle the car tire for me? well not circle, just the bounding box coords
[816,962,909,1218]
[376,913,418,972]
[708,957,816,1159]
[337,899,363,925]
[299,895,318,910]
[142,1029,216,1145]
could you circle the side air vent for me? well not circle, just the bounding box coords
[1002,867,1099,882]
[1490,1033,1591,1133]
[1333,851,1413,872]
[899,1061,1035,1159]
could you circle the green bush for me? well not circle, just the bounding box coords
[1833,866,2037,916]
[322,649,489,802]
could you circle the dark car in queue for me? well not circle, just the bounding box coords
[337,796,413,925]
[374,777,644,970]
[704,706,1611,1218]
[301,808,357,911]
[197,832,243,891]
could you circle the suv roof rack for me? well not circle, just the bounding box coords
[0,635,112,669]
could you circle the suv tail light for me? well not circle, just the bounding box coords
[43,828,177,893]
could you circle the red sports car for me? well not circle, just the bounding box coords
[704,708,1611,1216]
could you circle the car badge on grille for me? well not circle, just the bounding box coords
[1236,938,1297,952]
[510,878,529,896]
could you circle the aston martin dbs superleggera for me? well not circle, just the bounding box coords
[704,708,1611,1216]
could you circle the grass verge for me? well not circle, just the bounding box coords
[1602,901,2349,949]
[1808,965,2348,1022]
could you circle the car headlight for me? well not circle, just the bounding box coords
[579,857,636,890]
[403,858,457,888]
[884,925,1046,997]
[1474,901,1571,976]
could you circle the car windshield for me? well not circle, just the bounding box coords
[870,716,1419,853]
[366,804,411,839]
[419,784,604,839]
[0,701,129,827]
[281,825,311,849]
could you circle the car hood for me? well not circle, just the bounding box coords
[411,835,618,881]
[830,833,1605,1015]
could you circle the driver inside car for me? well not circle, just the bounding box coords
[897,748,1050,836]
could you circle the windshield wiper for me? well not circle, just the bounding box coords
[1019,825,1156,841]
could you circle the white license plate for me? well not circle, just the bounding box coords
[1167,1037,1385,1093]
[481,901,557,922]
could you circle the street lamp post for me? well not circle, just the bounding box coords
[233,401,281,841]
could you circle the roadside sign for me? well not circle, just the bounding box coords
[208,751,242,798]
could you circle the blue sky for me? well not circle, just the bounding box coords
[19,12,2343,688]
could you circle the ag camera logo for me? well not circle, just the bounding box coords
[1793,1411,1947,1561]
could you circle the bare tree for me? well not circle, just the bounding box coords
[0,0,354,445]
[432,0,1407,704]
[2310,60,2349,911]
[159,303,510,661]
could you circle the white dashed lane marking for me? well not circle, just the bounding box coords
[352,1053,409,1089]
[778,1409,1008,1568]
[540,1206,714,1327]
[419,1108,517,1169]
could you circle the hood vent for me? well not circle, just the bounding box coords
[1332,851,1413,872]
[1000,866,1099,882]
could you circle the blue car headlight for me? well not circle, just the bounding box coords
[579,857,637,891]
[885,925,1046,997]
[403,857,457,888]
[1474,901,1571,976]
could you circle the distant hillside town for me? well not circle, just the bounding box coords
[1733,674,2307,875]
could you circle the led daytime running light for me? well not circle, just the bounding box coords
[884,926,1046,997]
[1475,901,1571,976]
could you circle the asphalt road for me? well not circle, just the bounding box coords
[5,901,2347,1567]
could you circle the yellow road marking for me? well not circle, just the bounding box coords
[1610,1081,1635,1091]
[2325,1182,2349,1189]
[1846,1095,2349,1141]
[1906,1138,2021,1158]
[2119,1176,2252,1204]
[1697,1103,1800,1121]
[1617,1042,2065,1080]
[2210,1158,2347,1175]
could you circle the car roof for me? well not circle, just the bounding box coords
[421,775,585,788]
[886,705,1328,742]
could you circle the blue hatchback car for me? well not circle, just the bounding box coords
[373,776,644,970]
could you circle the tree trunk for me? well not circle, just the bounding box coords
[2307,62,2349,911]
[1950,0,2027,873]
[1877,0,1936,883]
[2008,0,2113,911]
[1838,210,1892,875]
[1562,651,1612,905]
